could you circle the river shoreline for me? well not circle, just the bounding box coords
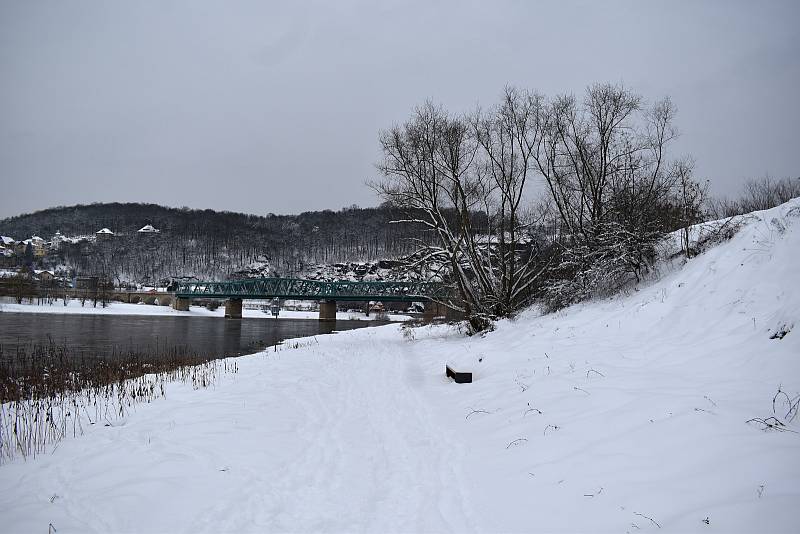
[0,298,412,322]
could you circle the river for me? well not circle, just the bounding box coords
[0,312,389,360]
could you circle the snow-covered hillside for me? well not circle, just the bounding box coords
[1,199,798,533]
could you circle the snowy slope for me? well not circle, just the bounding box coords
[0,199,798,533]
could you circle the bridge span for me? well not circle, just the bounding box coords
[169,278,450,320]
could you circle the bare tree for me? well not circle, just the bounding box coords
[373,103,487,327]
[522,84,703,308]
[374,99,553,330]
[673,159,707,258]
[472,87,553,316]
[527,83,680,238]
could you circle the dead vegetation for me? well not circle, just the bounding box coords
[0,343,239,463]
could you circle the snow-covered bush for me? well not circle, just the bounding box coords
[541,222,663,311]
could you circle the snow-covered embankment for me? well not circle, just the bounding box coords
[1,199,798,532]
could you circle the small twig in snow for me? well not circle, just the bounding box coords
[506,438,528,449]
[573,386,590,395]
[746,416,798,433]
[773,386,800,422]
[583,486,603,497]
[543,424,560,436]
[466,409,491,420]
[633,512,661,529]
[524,406,542,416]
[515,378,530,392]
[757,484,765,498]
[704,395,717,407]
[586,369,605,379]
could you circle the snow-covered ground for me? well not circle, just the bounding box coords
[0,298,411,322]
[1,199,799,533]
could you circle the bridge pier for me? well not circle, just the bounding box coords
[424,301,464,322]
[319,300,337,321]
[225,298,243,319]
[173,297,191,311]
[424,301,446,321]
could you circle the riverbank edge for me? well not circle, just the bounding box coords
[0,300,412,322]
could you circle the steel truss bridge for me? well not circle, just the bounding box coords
[171,278,447,302]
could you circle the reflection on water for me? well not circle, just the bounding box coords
[0,313,385,360]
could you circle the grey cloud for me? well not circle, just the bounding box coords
[1,0,798,218]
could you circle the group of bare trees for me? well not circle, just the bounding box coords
[375,83,707,330]
[707,175,800,218]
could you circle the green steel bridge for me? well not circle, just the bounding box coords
[170,278,447,303]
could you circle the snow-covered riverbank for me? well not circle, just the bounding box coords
[1,199,798,533]
[0,298,411,322]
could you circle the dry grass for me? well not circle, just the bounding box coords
[0,343,238,463]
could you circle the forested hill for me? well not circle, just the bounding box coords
[0,203,430,283]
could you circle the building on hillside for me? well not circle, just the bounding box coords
[1,236,15,247]
[75,276,99,290]
[23,236,47,258]
[34,269,55,282]
[50,231,65,250]
[0,246,14,267]
[137,224,160,234]
[96,228,115,241]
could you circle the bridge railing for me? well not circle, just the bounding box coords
[171,277,447,302]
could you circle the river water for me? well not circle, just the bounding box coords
[0,313,388,360]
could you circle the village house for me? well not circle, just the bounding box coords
[50,230,65,249]
[33,269,55,282]
[0,246,14,267]
[137,224,160,234]
[22,236,47,258]
[74,275,99,290]
[96,227,115,241]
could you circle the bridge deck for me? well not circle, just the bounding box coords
[172,278,445,302]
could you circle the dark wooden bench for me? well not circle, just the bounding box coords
[446,364,472,383]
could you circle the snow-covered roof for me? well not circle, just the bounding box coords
[96,228,114,235]
[138,224,160,233]
[473,233,533,245]
[1,236,15,245]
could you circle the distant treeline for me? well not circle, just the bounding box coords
[0,202,473,283]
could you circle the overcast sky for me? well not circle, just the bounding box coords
[1,0,798,219]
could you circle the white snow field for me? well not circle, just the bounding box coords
[1,199,799,533]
